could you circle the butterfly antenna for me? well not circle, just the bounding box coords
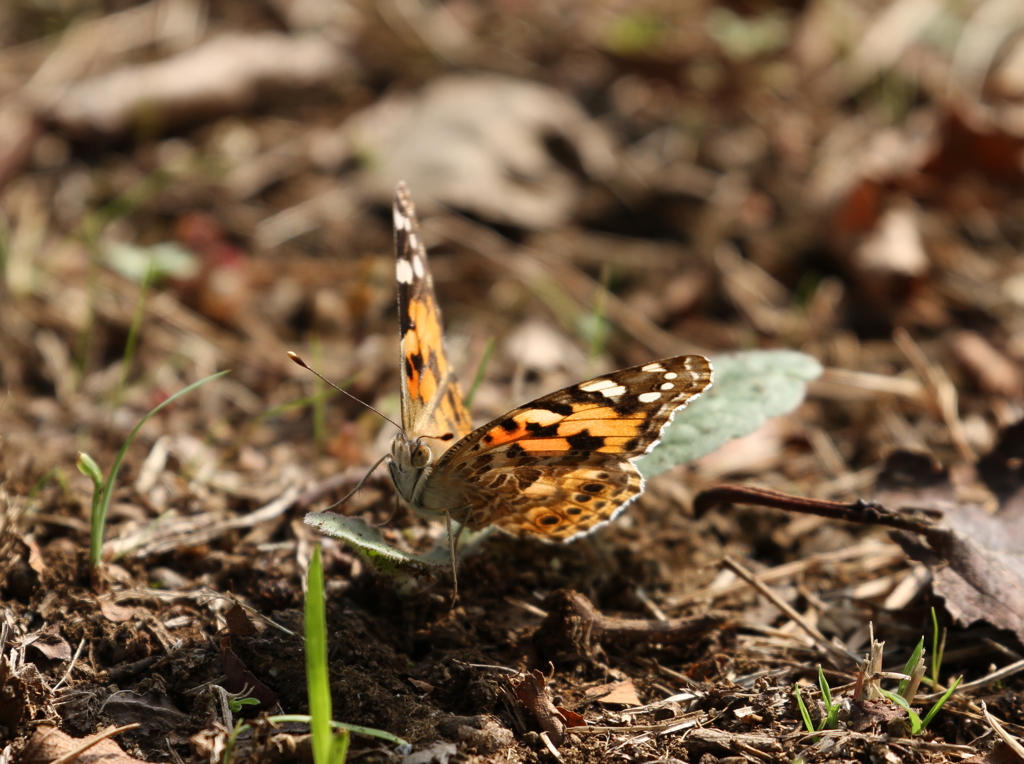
[288,351,402,432]
[322,452,390,511]
[370,493,401,528]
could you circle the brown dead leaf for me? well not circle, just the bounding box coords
[219,636,279,711]
[22,724,156,764]
[952,330,1024,399]
[875,443,1024,644]
[44,32,347,136]
[101,692,189,736]
[847,698,908,733]
[507,670,568,745]
[586,679,641,707]
[961,741,1024,764]
[24,626,71,662]
[224,603,256,637]
[348,73,616,230]
[100,598,137,623]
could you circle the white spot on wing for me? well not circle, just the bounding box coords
[580,379,626,397]
[638,391,662,403]
[412,254,425,278]
[660,382,675,390]
[394,210,410,230]
[642,363,666,372]
[663,372,678,380]
[396,260,414,283]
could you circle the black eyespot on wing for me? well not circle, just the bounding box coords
[538,515,561,526]
[499,418,518,433]
[624,438,639,451]
[566,507,583,515]
[574,494,592,503]
[582,483,603,493]
[567,430,604,451]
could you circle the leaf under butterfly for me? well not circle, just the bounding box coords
[305,512,451,574]
[636,349,823,479]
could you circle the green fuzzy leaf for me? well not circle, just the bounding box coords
[637,349,823,479]
[305,512,451,575]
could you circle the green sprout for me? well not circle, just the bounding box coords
[463,337,495,410]
[77,370,229,571]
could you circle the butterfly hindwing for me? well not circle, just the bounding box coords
[417,356,713,539]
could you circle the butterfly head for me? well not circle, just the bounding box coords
[388,428,459,502]
[387,433,431,503]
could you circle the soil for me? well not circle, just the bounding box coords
[2,1,1024,763]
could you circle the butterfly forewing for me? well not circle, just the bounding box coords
[393,183,474,447]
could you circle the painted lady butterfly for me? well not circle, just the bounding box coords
[389,182,712,544]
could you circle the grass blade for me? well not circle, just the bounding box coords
[463,337,494,410]
[270,716,407,746]
[930,607,946,687]
[920,675,962,731]
[899,638,925,699]
[306,544,333,763]
[793,684,814,733]
[90,370,229,568]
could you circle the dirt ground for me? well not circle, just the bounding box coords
[2,1,1024,763]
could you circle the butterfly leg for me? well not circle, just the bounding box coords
[444,509,471,606]
[445,512,459,605]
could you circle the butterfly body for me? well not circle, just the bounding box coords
[388,182,713,542]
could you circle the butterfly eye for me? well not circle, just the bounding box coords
[412,443,432,469]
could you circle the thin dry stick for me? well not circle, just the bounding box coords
[982,701,1024,758]
[435,214,707,358]
[52,637,86,691]
[669,541,901,607]
[49,724,141,764]
[920,657,1024,700]
[893,327,976,461]
[722,556,859,665]
[816,367,927,399]
[572,715,708,735]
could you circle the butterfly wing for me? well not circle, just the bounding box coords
[419,356,713,541]
[394,183,474,448]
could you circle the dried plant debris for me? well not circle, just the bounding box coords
[700,433,1024,644]
[878,445,1024,645]
[6,1,1024,762]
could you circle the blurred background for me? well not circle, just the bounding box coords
[5,0,1024,757]
[5,0,1024,487]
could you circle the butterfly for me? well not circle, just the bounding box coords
[388,182,713,548]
